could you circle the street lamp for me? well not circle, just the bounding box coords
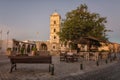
[6,30,9,49]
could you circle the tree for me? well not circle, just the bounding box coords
[58,4,109,44]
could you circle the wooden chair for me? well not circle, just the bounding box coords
[60,52,66,61]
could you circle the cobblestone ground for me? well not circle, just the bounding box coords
[60,61,120,80]
[0,54,119,80]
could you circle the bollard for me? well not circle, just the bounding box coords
[80,63,83,70]
[49,64,51,72]
[96,60,99,66]
[51,64,54,75]
[110,58,112,62]
[105,59,108,64]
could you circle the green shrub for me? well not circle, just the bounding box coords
[20,47,25,54]
[7,48,11,51]
[32,47,37,51]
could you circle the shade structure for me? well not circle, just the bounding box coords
[74,36,103,51]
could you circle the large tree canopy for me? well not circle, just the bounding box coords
[59,4,109,43]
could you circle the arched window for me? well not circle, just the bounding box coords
[53,46,55,49]
[54,36,56,39]
[54,21,56,24]
[54,29,56,32]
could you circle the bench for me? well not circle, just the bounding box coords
[8,55,54,75]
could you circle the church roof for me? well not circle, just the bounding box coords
[52,12,59,15]
[51,12,60,16]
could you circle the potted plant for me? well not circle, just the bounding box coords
[6,48,12,56]
[20,47,25,55]
[31,47,37,56]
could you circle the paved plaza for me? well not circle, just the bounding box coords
[0,54,119,80]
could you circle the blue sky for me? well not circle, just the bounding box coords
[0,0,120,43]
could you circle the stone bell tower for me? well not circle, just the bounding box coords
[49,12,61,52]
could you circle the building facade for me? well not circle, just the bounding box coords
[1,12,120,55]
[49,12,61,53]
[0,12,62,55]
[36,12,61,55]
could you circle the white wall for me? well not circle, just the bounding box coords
[0,40,13,54]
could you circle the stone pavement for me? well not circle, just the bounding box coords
[0,54,119,80]
[60,61,120,80]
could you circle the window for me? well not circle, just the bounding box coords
[54,36,56,39]
[53,46,55,49]
[54,21,56,24]
[54,29,56,32]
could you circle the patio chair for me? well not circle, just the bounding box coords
[60,52,66,61]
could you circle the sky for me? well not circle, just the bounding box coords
[0,0,120,43]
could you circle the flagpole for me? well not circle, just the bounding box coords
[7,32,8,49]
[1,30,2,40]
[36,32,39,41]
[7,30,9,49]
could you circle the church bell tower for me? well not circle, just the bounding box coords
[49,12,61,51]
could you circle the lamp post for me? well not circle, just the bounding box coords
[96,60,99,66]
[6,30,9,49]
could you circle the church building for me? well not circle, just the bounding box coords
[35,12,61,55]
[0,12,69,55]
